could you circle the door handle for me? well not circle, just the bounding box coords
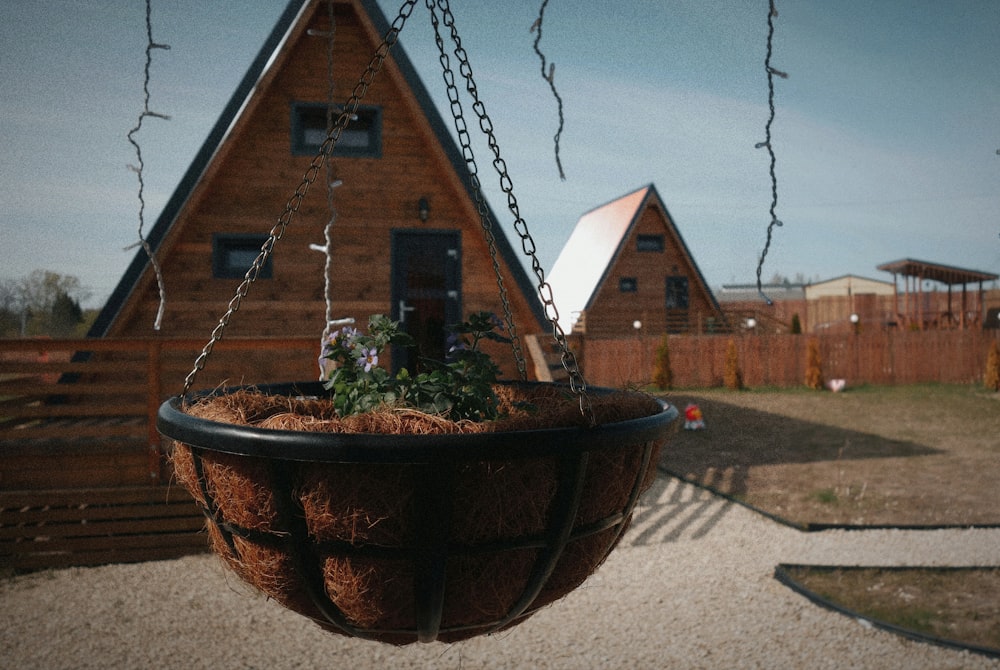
[399,300,416,323]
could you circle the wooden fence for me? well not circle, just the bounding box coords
[1,336,317,571]
[579,330,1000,389]
[2,330,997,570]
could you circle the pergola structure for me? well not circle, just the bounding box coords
[877,258,998,330]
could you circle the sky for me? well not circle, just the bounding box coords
[1,0,998,310]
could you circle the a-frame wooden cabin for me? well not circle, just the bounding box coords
[90,0,546,383]
[547,184,724,338]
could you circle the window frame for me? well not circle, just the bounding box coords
[212,233,273,280]
[636,234,665,252]
[291,102,383,158]
[618,277,638,293]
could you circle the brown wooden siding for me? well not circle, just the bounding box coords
[109,1,542,385]
[583,204,721,337]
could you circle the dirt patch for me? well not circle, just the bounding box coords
[656,383,1000,655]
[659,384,1000,527]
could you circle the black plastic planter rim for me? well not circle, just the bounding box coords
[157,381,678,464]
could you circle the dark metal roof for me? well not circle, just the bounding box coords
[877,258,998,285]
[90,0,545,336]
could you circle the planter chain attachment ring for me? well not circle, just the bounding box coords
[181,0,420,397]
[428,0,594,424]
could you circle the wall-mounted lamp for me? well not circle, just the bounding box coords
[418,197,430,222]
[632,320,642,331]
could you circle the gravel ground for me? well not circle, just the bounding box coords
[2,475,998,670]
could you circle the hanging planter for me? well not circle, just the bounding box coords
[158,380,676,644]
[154,0,680,646]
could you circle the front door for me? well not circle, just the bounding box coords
[390,230,462,373]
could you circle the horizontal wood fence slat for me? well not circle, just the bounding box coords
[0,336,317,570]
[0,485,206,570]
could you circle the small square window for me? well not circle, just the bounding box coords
[637,234,664,252]
[619,277,638,293]
[292,103,382,157]
[212,234,273,279]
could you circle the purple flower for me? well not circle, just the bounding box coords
[357,346,378,372]
[446,333,465,355]
[336,326,358,346]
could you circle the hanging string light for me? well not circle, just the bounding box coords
[530,0,566,180]
[320,0,345,352]
[754,0,787,306]
[126,0,170,330]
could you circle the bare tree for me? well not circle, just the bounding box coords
[0,270,90,337]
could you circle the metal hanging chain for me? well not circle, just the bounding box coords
[530,0,566,181]
[182,0,419,397]
[754,0,788,306]
[433,0,594,424]
[424,0,526,381]
[126,0,170,330]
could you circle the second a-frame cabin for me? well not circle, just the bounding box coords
[547,184,724,337]
[91,0,545,383]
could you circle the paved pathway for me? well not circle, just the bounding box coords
[2,475,998,669]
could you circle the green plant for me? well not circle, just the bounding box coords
[984,339,1000,392]
[789,312,802,334]
[321,311,510,421]
[804,338,824,390]
[652,334,673,390]
[809,488,838,504]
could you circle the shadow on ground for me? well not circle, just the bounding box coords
[626,476,735,546]
[657,396,950,528]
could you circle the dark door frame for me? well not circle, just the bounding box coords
[390,228,462,373]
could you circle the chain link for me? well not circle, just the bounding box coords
[182,0,419,397]
[432,0,593,424]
